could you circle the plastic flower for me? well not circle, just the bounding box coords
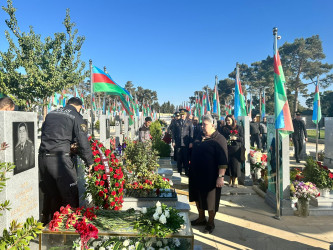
[153,212,159,221]
[156,201,161,207]
[129,245,135,250]
[159,214,167,224]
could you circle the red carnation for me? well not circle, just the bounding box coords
[95,181,100,186]
[109,167,113,172]
[98,191,104,197]
[329,173,333,179]
[105,149,111,156]
[119,188,123,193]
[104,188,108,193]
[92,151,98,156]
[103,174,107,180]
[140,185,143,189]
[113,174,118,179]
[110,201,115,206]
[94,166,99,171]
[88,136,92,141]
[100,181,105,186]
[111,191,116,196]
[115,182,120,187]
[114,206,119,210]
[100,165,105,171]
[94,158,101,163]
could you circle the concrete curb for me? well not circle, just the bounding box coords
[252,185,266,199]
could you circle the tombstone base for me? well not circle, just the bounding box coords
[265,190,294,216]
[239,172,253,186]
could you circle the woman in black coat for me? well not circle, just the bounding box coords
[219,115,244,187]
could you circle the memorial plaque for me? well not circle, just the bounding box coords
[0,111,39,232]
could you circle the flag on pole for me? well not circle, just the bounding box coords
[206,88,211,112]
[234,64,247,119]
[274,34,294,137]
[74,86,79,98]
[261,90,266,119]
[312,78,322,124]
[213,86,217,114]
[248,94,253,119]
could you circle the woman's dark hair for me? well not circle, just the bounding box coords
[225,115,237,129]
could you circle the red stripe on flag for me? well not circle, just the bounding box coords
[93,73,115,84]
[274,52,282,75]
[281,101,294,132]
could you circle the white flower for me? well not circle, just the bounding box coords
[75,247,80,250]
[169,180,173,186]
[164,247,170,250]
[156,206,163,215]
[99,248,105,250]
[153,212,160,221]
[163,239,168,245]
[142,207,147,214]
[122,248,127,250]
[129,245,135,250]
[123,239,130,246]
[164,210,170,218]
[156,201,161,207]
[159,214,167,224]
[173,238,180,247]
[156,241,163,247]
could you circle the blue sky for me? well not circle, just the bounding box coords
[1,0,333,107]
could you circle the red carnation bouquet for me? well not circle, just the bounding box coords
[86,136,125,210]
[228,130,238,145]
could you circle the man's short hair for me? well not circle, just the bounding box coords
[67,97,83,106]
[0,97,15,110]
[202,114,214,124]
[145,117,152,122]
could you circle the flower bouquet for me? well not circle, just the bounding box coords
[86,137,125,210]
[134,201,185,238]
[291,181,320,200]
[227,130,238,145]
[303,157,333,190]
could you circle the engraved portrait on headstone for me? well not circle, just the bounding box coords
[13,122,35,175]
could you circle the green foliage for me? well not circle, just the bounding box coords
[123,140,159,179]
[0,0,86,110]
[150,120,171,157]
[0,217,44,249]
[94,120,100,130]
[303,157,333,189]
[0,161,44,248]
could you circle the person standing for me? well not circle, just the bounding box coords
[219,115,244,187]
[169,112,180,162]
[192,116,202,142]
[139,117,152,142]
[260,117,268,152]
[291,111,308,163]
[250,115,261,149]
[39,97,94,224]
[173,109,193,176]
[0,97,15,151]
[189,114,228,234]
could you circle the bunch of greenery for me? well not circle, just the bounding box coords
[303,157,333,190]
[123,140,159,179]
[94,120,100,130]
[150,120,171,157]
[0,162,44,249]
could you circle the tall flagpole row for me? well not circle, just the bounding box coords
[90,59,94,136]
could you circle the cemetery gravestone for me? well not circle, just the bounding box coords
[0,111,39,233]
[238,116,252,186]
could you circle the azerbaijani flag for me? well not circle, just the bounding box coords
[261,90,266,119]
[206,88,211,112]
[213,80,218,114]
[234,64,247,119]
[312,78,322,124]
[274,32,293,137]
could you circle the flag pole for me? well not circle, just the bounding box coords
[316,75,319,161]
[273,27,281,220]
[90,59,94,136]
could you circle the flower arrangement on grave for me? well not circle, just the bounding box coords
[290,168,304,182]
[82,236,190,250]
[249,150,267,171]
[86,136,125,210]
[302,157,333,190]
[134,201,185,238]
[291,181,320,201]
[123,140,172,197]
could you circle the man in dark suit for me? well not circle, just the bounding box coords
[173,109,193,176]
[291,111,308,163]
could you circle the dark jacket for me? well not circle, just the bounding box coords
[39,105,94,165]
[192,123,203,142]
[173,118,193,147]
[189,130,228,195]
[292,119,307,140]
[139,123,150,142]
[14,139,35,174]
[250,121,260,135]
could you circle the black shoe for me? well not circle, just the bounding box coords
[203,224,215,234]
[191,218,207,226]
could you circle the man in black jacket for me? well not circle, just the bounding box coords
[173,109,193,176]
[39,97,94,224]
[250,116,261,149]
[291,111,308,163]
